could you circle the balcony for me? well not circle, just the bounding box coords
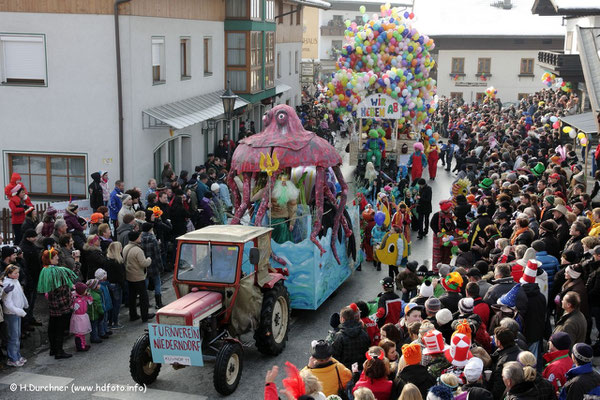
[537,51,584,81]
[320,25,345,36]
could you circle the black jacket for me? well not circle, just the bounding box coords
[105,258,126,288]
[564,234,584,260]
[554,216,570,249]
[331,320,371,369]
[439,291,462,314]
[417,185,432,215]
[88,172,104,211]
[586,262,600,308]
[19,239,41,293]
[539,232,561,260]
[81,245,107,280]
[488,344,521,400]
[483,277,528,316]
[505,380,537,400]
[394,364,436,399]
[521,283,546,344]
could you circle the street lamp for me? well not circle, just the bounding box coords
[221,81,238,121]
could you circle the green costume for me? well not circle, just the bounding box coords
[37,265,78,294]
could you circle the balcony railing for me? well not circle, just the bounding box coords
[537,51,582,74]
[320,25,346,36]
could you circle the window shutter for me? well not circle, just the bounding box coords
[152,38,164,67]
[1,36,45,80]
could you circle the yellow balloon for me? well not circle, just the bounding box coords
[563,126,572,133]
[577,132,585,139]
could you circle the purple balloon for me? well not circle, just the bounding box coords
[374,211,385,226]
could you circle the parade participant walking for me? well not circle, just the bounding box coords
[427,139,440,180]
[417,179,432,239]
[407,142,427,183]
[430,200,456,267]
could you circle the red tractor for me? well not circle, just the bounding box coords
[129,225,290,395]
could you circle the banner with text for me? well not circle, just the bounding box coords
[148,324,203,366]
[357,94,402,119]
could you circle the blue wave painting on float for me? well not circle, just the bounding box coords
[271,205,362,310]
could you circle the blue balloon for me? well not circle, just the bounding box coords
[374,211,385,226]
[404,11,409,18]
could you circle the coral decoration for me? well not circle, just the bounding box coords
[282,362,305,399]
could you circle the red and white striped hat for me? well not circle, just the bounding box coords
[520,259,541,285]
[444,332,473,367]
[422,329,449,355]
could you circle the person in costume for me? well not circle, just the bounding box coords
[270,174,299,244]
[374,224,409,279]
[392,202,412,243]
[70,282,92,352]
[363,129,385,168]
[38,248,78,359]
[427,138,440,181]
[371,211,388,271]
[430,200,457,267]
[407,142,428,183]
[361,205,376,263]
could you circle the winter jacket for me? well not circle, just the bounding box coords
[586,264,600,308]
[553,310,587,347]
[117,204,134,226]
[417,185,433,215]
[19,239,42,291]
[109,188,122,221]
[105,258,125,288]
[301,359,352,397]
[87,289,104,321]
[361,316,380,346]
[488,344,521,400]
[522,283,546,345]
[376,291,404,327]
[123,242,152,283]
[536,251,559,289]
[542,349,573,393]
[559,279,588,316]
[98,281,112,312]
[1,277,28,317]
[439,291,462,314]
[8,195,27,225]
[395,364,436,399]
[476,280,492,299]
[81,244,107,280]
[331,319,371,369]
[473,297,490,326]
[533,368,558,399]
[4,173,32,203]
[88,172,104,211]
[58,246,81,281]
[483,277,528,316]
[353,373,392,400]
[554,216,570,249]
[540,232,561,260]
[505,380,537,400]
[559,363,600,400]
[395,269,420,292]
[563,235,584,260]
[116,223,134,248]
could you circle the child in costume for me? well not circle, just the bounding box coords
[70,282,92,351]
[407,142,428,183]
[361,205,376,262]
[2,264,28,367]
[371,211,388,271]
[363,129,385,168]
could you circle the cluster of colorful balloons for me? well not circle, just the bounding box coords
[564,126,588,145]
[326,3,437,127]
[485,86,497,100]
[541,72,556,87]
[548,115,561,130]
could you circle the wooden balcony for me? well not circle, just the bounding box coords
[320,25,345,36]
[537,51,584,81]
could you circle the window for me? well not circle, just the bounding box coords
[7,153,86,198]
[1,34,47,86]
[520,58,534,75]
[475,92,485,103]
[288,51,292,75]
[226,0,247,18]
[204,37,213,75]
[278,0,283,24]
[332,40,342,58]
[332,15,344,26]
[265,65,274,89]
[477,58,491,74]
[294,51,298,74]
[451,58,464,74]
[180,37,191,79]
[227,32,246,66]
[177,243,239,284]
[152,37,165,84]
[296,5,301,25]
[518,93,529,100]
[266,0,275,21]
[265,32,275,89]
[277,51,281,78]
[290,5,294,25]
[450,92,463,100]
[228,70,247,92]
[251,69,261,92]
[251,32,262,65]
[251,0,262,20]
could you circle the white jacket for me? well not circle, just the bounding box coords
[2,277,28,317]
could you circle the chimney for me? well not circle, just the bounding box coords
[503,0,512,9]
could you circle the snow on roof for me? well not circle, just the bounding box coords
[552,0,600,11]
[293,0,331,9]
[412,0,564,37]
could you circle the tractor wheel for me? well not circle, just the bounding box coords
[213,341,243,395]
[254,282,290,356]
[129,332,161,385]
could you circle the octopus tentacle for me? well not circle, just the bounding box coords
[323,182,341,264]
[254,172,279,227]
[333,166,352,238]
[230,172,252,225]
[311,166,326,256]
[227,168,240,211]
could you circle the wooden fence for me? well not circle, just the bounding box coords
[1,202,51,244]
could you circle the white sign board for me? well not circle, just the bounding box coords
[357,94,403,119]
[51,199,92,221]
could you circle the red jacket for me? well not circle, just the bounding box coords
[473,297,490,327]
[353,372,392,400]
[8,196,26,225]
[542,349,573,392]
[362,316,380,346]
[264,382,278,400]
[4,173,33,206]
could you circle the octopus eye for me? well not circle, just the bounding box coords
[277,112,286,120]
[387,243,395,253]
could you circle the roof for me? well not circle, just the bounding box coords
[291,0,331,9]
[532,0,600,16]
[142,90,249,130]
[177,225,273,243]
[412,0,564,38]
[559,112,599,134]
[275,83,292,95]
[577,26,600,113]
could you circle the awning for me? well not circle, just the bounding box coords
[559,112,599,134]
[142,90,249,130]
[275,84,292,95]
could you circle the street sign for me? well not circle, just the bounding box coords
[148,324,204,366]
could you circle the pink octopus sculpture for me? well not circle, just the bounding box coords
[228,104,352,264]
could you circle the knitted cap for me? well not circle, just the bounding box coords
[573,343,593,364]
[94,268,107,280]
[436,308,453,326]
[75,282,88,295]
[441,272,463,293]
[419,280,434,298]
[458,298,474,315]
[425,297,442,313]
[86,279,99,290]
[401,343,422,366]
[549,332,571,351]
[463,357,484,383]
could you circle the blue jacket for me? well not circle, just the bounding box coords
[559,363,600,400]
[99,281,113,312]
[109,188,122,220]
[218,182,232,208]
[370,225,386,246]
[195,181,209,203]
[536,251,559,289]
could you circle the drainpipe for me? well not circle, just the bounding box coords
[114,0,131,181]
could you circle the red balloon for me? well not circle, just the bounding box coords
[552,121,560,129]
[409,12,415,19]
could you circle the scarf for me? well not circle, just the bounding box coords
[510,227,529,245]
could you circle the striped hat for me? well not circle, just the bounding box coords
[520,260,541,284]
[444,332,473,367]
[422,330,449,355]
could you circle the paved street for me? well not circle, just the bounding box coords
[0,161,456,400]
